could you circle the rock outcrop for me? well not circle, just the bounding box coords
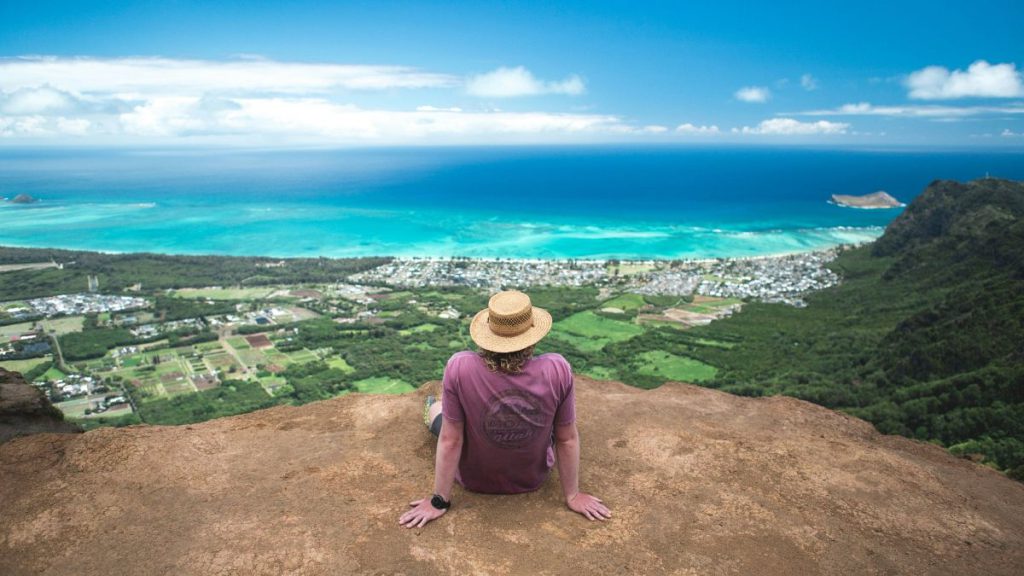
[0,368,81,443]
[830,191,903,209]
[2,378,1023,575]
[8,193,37,204]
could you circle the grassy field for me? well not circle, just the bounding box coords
[548,330,613,353]
[0,321,36,339]
[40,316,86,335]
[327,356,355,373]
[286,349,319,364]
[683,297,742,314]
[599,293,646,311]
[636,351,717,382]
[552,311,644,352]
[0,356,51,374]
[399,323,439,336]
[352,376,415,394]
[579,365,619,380]
[690,338,735,349]
[226,336,250,349]
[173,287,276,300]
[43,366,67,380]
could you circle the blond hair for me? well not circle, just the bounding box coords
[478,345,535,375]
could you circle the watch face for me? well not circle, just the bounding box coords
[431,495,450,509]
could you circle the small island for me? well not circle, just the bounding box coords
[830,191,904,209]
[8,194,38,204]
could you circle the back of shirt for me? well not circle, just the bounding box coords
[441,351,576,494]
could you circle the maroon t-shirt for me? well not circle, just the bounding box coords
[441,351,576,494]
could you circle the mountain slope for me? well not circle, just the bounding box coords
[686,178,1024,475]
[2,378,1023,576]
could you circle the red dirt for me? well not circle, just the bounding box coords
[244,334,272,348]
[2,377,1023,575]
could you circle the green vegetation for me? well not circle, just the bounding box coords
[600,293,646,311]
[134,380,278,425]
[40,316,85,335]
[226,336,250,349]
[0,356,50,375]
[326,357,355,373]
[0,248,390,301]
[555,311,643,341]
[686,179,1024,475]
[399,323,440,336]
[353,376,415,394]
[173,287,276,300]
[636,351,718,382]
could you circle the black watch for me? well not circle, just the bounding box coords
[430,494,451,510]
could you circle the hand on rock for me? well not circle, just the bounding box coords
[399,498,446,528]
[567,492,611,521]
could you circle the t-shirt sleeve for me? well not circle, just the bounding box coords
[553,356,576,426]
[441,353,465,422]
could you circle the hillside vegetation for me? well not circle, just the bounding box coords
[687,179,1024,476]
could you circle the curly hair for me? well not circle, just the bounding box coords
[478,345,535,375]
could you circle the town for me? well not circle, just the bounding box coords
[1,248,855,428]
[351,247,845,307]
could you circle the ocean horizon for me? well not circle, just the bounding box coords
[2,146,1023,260]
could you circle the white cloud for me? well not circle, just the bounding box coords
[465,66,585,98]
[793,101,1024,118]
[105,96,630,142]
[415,105,463,112]
[0,56,651,144]
[675,123,720,134]
[1,85,77,114]
[800,74,818,91]
[0,56,457,95]
[906,60,1024,100]
[1002,129,1023,138]
[734,86,770,103]
[737,118,849,135]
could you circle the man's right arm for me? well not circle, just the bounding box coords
[554,421,611,521]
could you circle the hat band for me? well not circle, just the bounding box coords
[488,307,533,337]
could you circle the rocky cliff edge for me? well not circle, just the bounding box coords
[2,378,1023,575]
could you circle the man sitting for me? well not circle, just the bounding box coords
[399,290,611,528]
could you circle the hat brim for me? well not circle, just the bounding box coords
[469,306,553,354]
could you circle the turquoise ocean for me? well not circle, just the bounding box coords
[2,146,1022,260]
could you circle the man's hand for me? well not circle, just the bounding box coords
[567,492,611,521]
[399,498,447,528]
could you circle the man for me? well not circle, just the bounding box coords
[399,290,611,528]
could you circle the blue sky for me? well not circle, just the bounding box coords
[1,0,1022,146]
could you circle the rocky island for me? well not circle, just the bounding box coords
[8,194,38,204]
[830,190,903,209]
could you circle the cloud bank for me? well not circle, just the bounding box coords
[736,118,848,135]
[676,123,720,134]
[0,57,617,143]
[792,101,1024,118]
[906,60,1024,100]
[465,66,585,98]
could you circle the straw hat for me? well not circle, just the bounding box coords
[470,290,552,353]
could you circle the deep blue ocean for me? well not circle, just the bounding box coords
[1,146,1022,259]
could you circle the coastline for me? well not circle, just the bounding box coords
[0,224,885,262]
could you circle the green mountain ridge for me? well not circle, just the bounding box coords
[688,178,1024,476]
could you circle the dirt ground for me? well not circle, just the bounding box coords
[2,377,1023,576]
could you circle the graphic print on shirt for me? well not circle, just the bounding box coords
[483,389,545,448]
